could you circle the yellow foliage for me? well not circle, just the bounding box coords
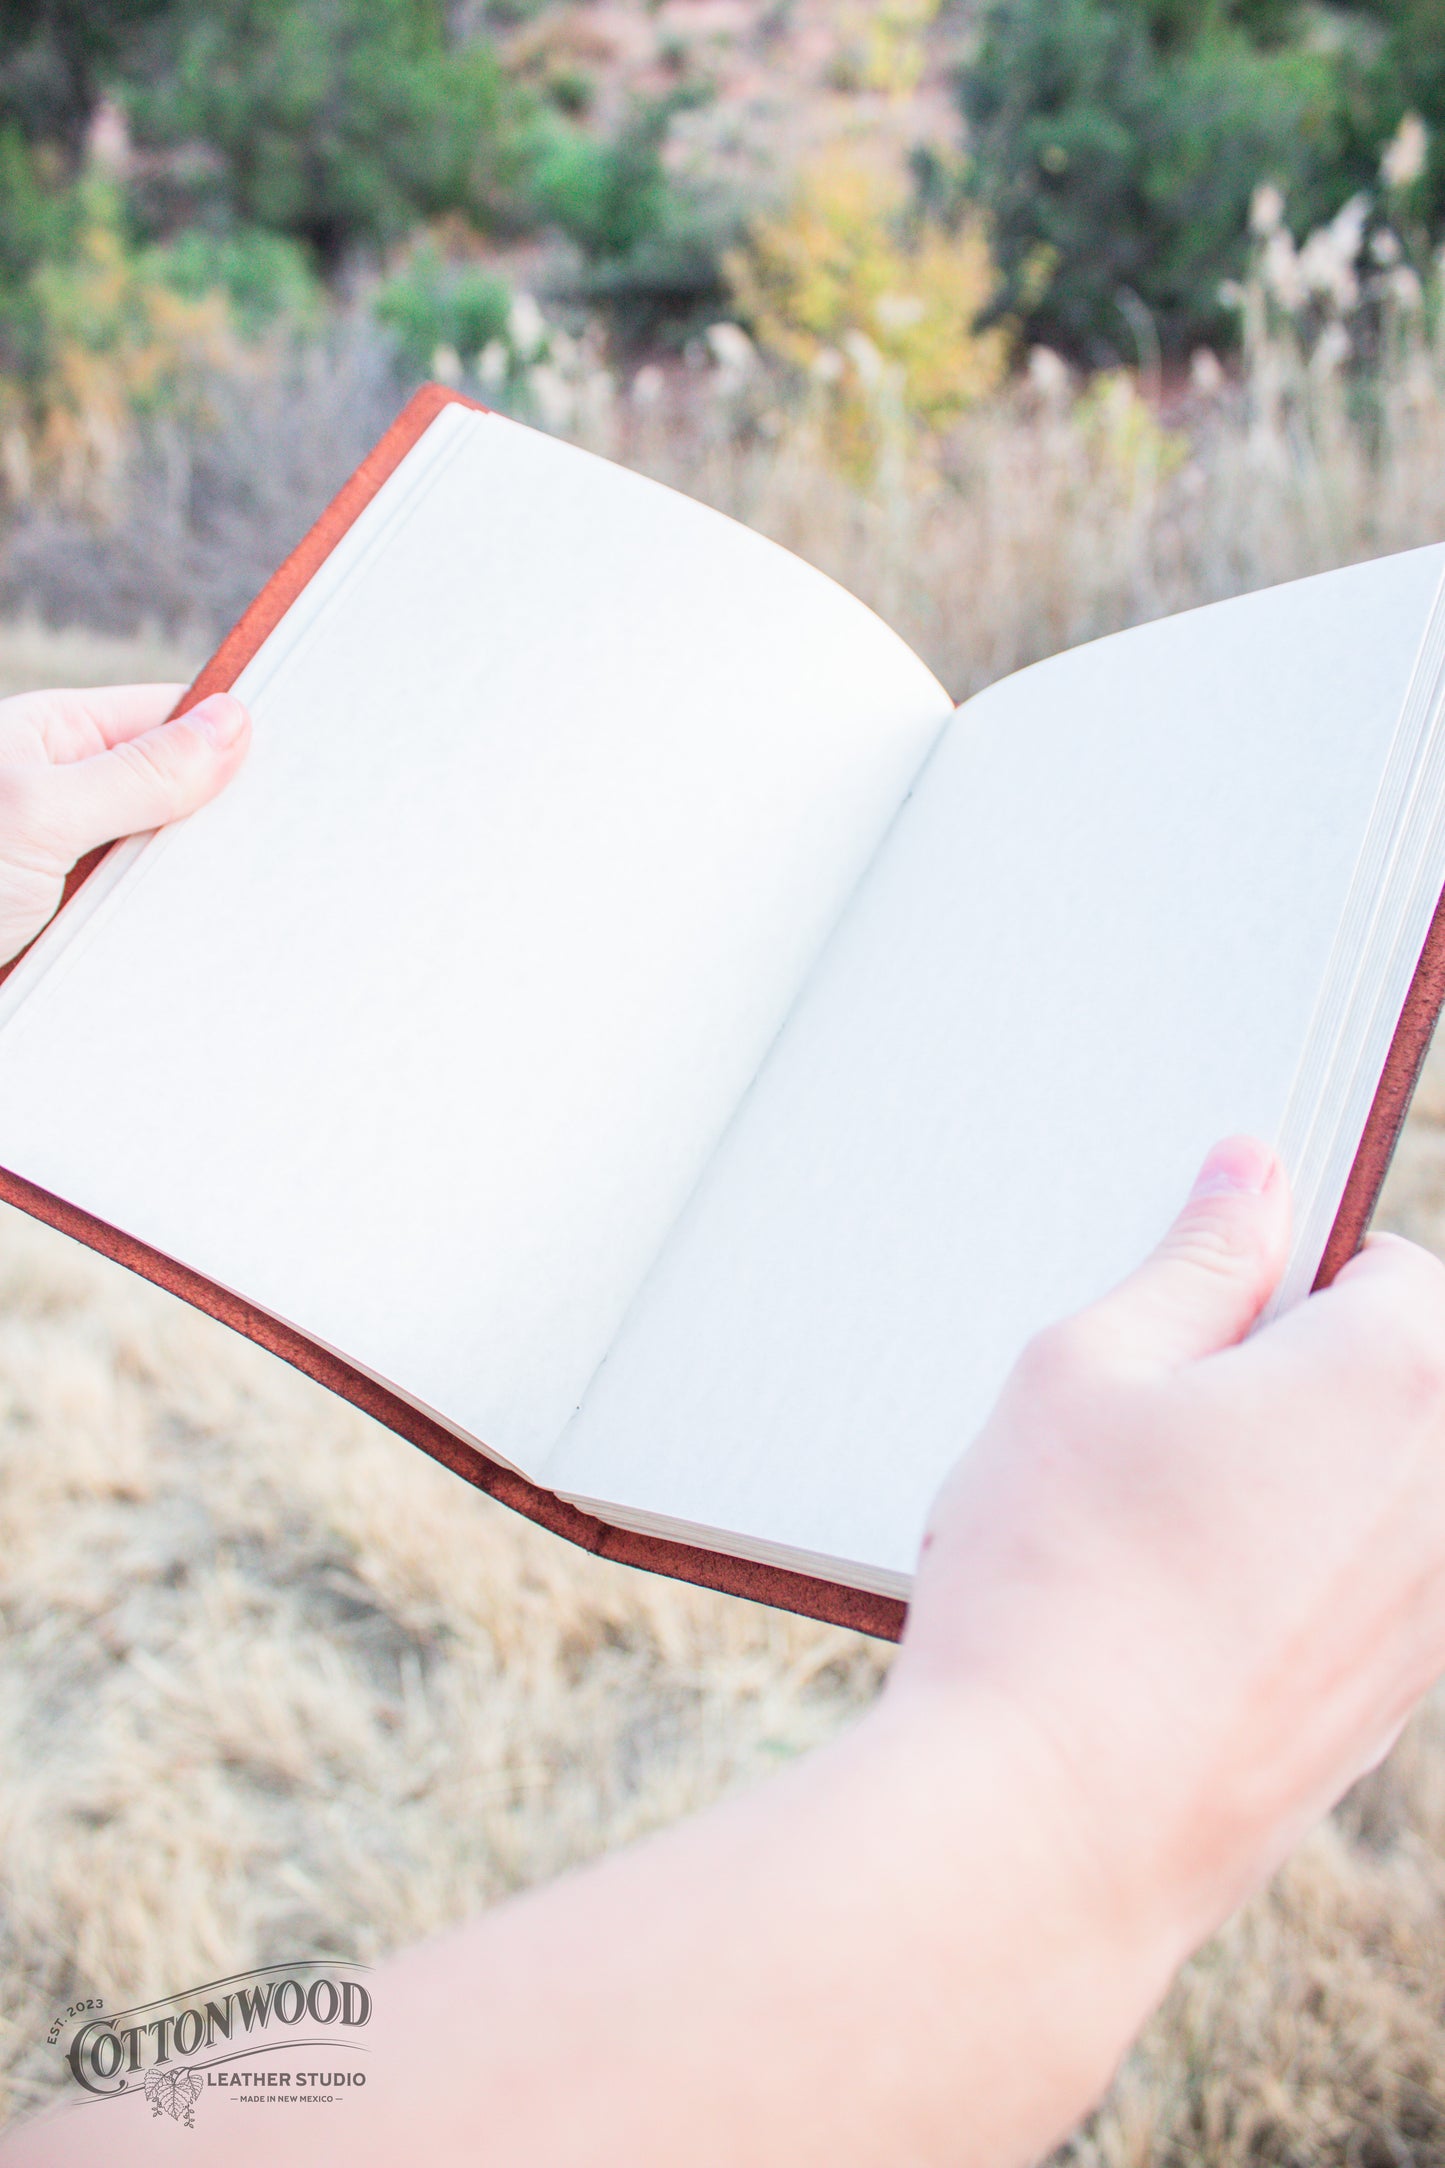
[829,0,939,96]
[18,203,240,512]
[726,151,1008,459]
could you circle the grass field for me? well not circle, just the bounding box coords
[4,615,1445,2163]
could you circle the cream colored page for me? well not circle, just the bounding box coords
[548,546,1445,1576]
[0,408,952,1472]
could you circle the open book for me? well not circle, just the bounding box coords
[1,383,1443,1639]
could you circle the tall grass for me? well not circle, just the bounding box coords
[0,326,403,640]
[8,276,1445,702]
[617,338,1445,698]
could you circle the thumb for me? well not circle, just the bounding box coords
[38,693,251,859]
[1085,1136,1291,1370]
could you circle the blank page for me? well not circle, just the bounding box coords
[0,406,951,1473]
[548,546,1445,1589]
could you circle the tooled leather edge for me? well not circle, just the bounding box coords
[0,383,909,1644]
[1314,878,1445,1288]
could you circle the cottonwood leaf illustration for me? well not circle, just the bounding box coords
[144,2066,202,2123]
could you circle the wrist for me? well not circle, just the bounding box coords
[843,1670,1193,2131]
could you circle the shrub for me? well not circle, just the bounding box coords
[373,246,512,377]
[727,150,1008,438]
[532,97,741,342]
[533,105,674,264]
[959,0,1352,360]
[0,130,86,379]
[0,316,406,633]
[1329,1,1445,239]
[826,0,938,97]
[14,180,239,509]
[147,226,323,338]
[0,174,332,514]
[122,0,536,267]
[0,0,173,161]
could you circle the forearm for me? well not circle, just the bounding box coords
[2,1686,1185,2168]
[294,1687,1180,2166]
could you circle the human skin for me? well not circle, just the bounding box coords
[0,683,249,962]
[4,693,1445,2167]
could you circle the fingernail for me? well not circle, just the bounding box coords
[1188,1136,1277,1201]
[188,694,247,750]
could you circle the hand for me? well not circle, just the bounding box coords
[0,683,251,967]
[7,1136,1445,2168]
[898,1136,1445,1971]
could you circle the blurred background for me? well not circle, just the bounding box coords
[6,1,1445,2159]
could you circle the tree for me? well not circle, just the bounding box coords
[1329,1,1445,235]
[530,94,739,342]
[0,0,173,163]
[124,0,532,267]
[959,0,1351,360]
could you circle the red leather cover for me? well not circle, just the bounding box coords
[0,381,1436,1643]
[1311,876,1445,1290]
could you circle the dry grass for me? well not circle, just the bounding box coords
[0,1201,889,2126]
[0,619,206,700]
[15,304,1445,704]
[617,365,1445,702]
[0,333,405,642]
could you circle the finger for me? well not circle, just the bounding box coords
[30,694,251,859]
[0,683,189,764]
[1081,1136,1291,1371]
[1337,1226,1445,1283]
[1356,1713,1410,1779]
[1295,1227,1445,1349]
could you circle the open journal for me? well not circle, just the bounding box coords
[1,381,1444,1639]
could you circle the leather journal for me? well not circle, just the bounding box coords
[0,380,1440,1644]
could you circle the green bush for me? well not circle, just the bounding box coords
[373,248,512,375]
[960,0,1352,359]
[0,0,173,160]
[1329,2,1445,234]
[0,130,85,376]
[148,226,323,337]
[0,2,751,355]
[532,97,741,341]
[532,102,677,263]
[123,0,536,267]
